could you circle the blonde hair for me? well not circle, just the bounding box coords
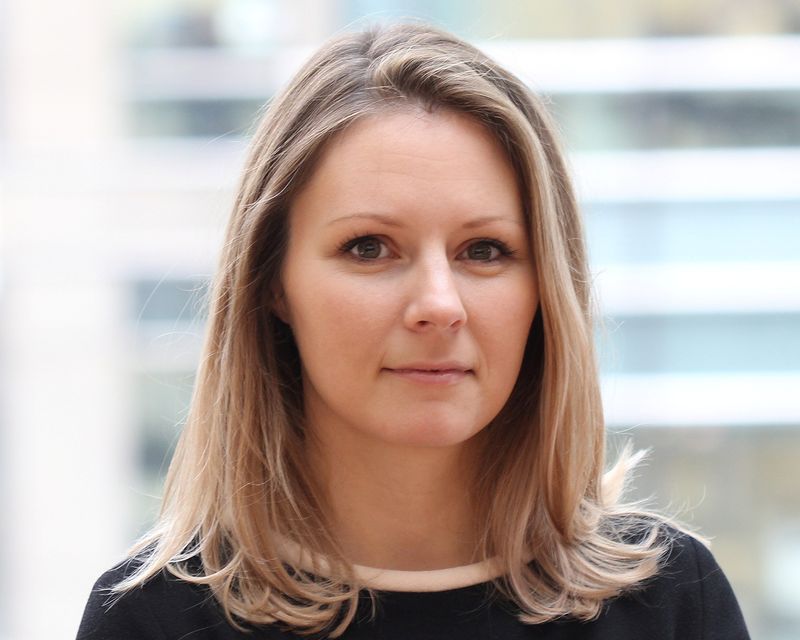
[117,22,674,635]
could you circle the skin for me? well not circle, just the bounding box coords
[277,107,539,569]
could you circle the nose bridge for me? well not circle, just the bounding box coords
[404,246,466,330]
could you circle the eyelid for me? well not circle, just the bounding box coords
[458,238,517,262]
[339,234,395,261]
[338,234,518,263]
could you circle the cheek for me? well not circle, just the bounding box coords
[471,271,537,321]
[470,279,538,373]
[284,270,396,367]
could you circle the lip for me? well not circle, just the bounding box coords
[383,362,473,385]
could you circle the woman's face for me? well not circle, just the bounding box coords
[278,108,538,450]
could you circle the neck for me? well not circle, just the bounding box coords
[306,427,484,571]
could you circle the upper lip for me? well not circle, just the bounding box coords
[387,361,473,372]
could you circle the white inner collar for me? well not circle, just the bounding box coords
[352,557,503,592]
[278,538,503,592]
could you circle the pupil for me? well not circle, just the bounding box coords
[469,243,493,260]
[358,239,381,258]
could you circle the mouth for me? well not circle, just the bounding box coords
[383,363,473,385]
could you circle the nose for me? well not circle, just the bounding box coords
[402,255,467,332]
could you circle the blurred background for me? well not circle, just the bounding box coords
[1,1,799,638]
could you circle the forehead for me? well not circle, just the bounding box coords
[288,107,522,229]
[320,106,509,172]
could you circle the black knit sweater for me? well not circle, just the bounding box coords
[77,532,749,639]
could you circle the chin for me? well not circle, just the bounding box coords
[376,414,487,449]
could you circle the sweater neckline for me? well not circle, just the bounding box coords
[278,538,503,592]
[352,557,503,592]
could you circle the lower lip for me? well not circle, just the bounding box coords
[385,369,471,385]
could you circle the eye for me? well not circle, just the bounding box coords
[340,235,391,261]
[461,239,514,262]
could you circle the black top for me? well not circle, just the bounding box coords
[77,533,750,639]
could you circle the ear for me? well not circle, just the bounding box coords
[270,282,291,325]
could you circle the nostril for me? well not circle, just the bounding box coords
[403,271,468,331]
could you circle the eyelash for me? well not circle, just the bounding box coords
[465,238,517,261]
[338,234,517,263]
[339,234,390,262]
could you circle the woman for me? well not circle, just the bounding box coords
[78,22,749,639]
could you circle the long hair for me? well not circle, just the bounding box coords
[116,22,671,635]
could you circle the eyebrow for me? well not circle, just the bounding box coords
[327,213,525,228]
[462,215,526,229]
[327,213,404,228]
